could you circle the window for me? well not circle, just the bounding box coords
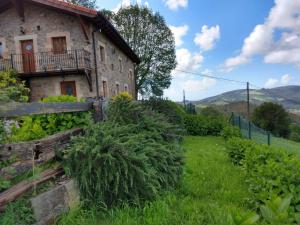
[102,80,108,98]
[118,58,123,72]
[0,42,3,59]
[116,83,120,95]
[52,37,67,54]
[61,81,77,97]
[100,45,105,62]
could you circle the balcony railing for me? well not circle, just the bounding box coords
[0,49,91,75]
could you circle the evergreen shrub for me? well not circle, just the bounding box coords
[63,94,184,207]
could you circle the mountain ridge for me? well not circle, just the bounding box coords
[192,85,300,115]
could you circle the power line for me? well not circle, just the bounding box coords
[174,69,247,85]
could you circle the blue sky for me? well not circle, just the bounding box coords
[96,0,300,101]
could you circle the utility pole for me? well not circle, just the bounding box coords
[247,82,250,119]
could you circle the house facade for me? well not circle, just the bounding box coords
[0,0,139,101]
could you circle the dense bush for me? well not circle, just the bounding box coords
[0,70,29,103]
[143,97,186,127]
[221,125,242,141]
[226,137,300,221]
[184,114,225,136]
[63,94,184,207]
[225,137,255,165]
[200,106,223,118]
[9,95,92,142]
[289,124,300,142]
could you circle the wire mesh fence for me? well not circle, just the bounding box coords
[230,112,300,153]
[230,112,271,145]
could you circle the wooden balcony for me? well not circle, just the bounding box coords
[0,49,93,90]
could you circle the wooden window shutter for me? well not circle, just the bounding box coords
[52,37,67,54]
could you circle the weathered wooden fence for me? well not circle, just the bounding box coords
[0,100,107,210]
[0,100,106,120]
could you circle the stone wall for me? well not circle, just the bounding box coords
[0,2,136,101]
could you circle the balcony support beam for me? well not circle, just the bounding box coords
[84,70,93,92]
[77,15,90,43]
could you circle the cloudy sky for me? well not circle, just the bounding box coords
[96,0,300,101]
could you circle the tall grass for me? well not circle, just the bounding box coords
[58,136,257,225]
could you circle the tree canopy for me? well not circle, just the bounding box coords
[102,5,177,97]
[252,102,291,138]
[65,0,96,9]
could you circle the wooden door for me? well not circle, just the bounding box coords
[21,40,35,73]
[61,81,77,97]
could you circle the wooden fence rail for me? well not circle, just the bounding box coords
[0,101,101,118]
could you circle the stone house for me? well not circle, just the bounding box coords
[0,0,140,101]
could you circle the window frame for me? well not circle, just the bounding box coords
[99,45,106,63]
[60,81,77,97]
[118,57,123,72]
[52,36,67,54]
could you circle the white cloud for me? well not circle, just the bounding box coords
[183,77,217,92]
[163,0,188,10]
[169,25,189,47]
[194,25,221,51]
[264,78,279,88]
[172,48,204,77]
[281,74,291,85]
[224,0,300,70]
[264,74,292,88]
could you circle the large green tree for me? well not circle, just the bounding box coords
[252,102,291,138]
[65,0,96,9]
[102,5,176,97]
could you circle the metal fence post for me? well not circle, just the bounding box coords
[10,54,14,69]
[238,116,241,129]
[75,50,79,70]
[248,121,252,139]
[267,132,271,146]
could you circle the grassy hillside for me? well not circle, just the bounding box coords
[58,137,256,225]
[193,85,300,116]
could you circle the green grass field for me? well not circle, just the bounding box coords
[57,136,256,225]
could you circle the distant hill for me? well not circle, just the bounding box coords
[192,85,300,116]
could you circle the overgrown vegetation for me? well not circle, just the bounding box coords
[58,137,254,225]
[0,199,35,225]
[143,97,186,128]
[0,70,29,103]
[63,94,184,208]
[226,137,300,223]
[184,114,225,136]
[7,95,92,142]
[289,123,300,142]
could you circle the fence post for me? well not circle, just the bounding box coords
[10,54,14,69]
[75,50,79,70]
[267,132,271,146]
[238,116,241,129]
[93,100,103,122]
[248,121,252,139]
